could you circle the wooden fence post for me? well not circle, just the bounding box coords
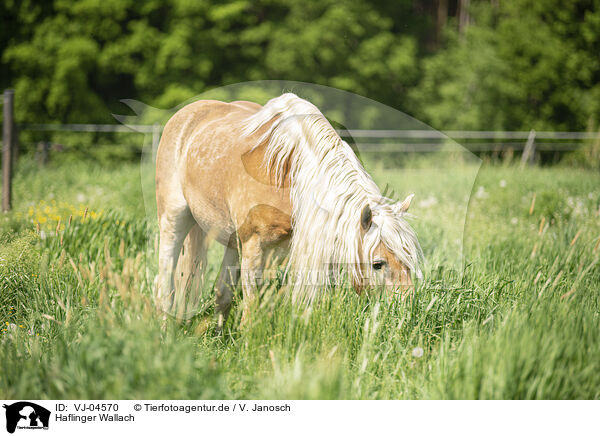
[2,89,15,212]
[520,129,536,168]
[36,141,51,166]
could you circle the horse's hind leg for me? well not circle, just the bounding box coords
[174,224,209,317]
[157,205,195,315]
[214,236,240,331]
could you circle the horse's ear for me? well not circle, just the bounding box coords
[395,194,414,214]
[361,204,372,231]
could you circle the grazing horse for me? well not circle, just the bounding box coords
[155,93,422,325]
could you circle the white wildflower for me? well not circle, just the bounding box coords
[475,186,488,199]
[418,195,438,209]
[412,347,424,358]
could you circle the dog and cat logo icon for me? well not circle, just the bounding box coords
[2,402,50,433]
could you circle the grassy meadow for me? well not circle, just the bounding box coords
[0,158,599,399]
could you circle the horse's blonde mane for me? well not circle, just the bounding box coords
[242,93,421,302]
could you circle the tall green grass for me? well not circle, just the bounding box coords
[0,161,598,399]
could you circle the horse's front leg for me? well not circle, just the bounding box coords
[238,205,292,326]
[156,208,195,316]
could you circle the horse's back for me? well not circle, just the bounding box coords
[159,99,260,156]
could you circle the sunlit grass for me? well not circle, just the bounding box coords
[0,160,598,399]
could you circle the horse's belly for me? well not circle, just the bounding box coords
[181,149,290,247]
[184,190,236,244]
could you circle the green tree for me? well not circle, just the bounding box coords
[410,0,600,131]
[259,0,421,110]
[3,0,597,134]
[1,0,427,124]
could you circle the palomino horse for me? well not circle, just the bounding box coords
[155,93,422,325]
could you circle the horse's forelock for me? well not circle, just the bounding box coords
[362,207,416,262]
[376,209,423,278]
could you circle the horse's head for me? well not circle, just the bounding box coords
[355,194,422,300]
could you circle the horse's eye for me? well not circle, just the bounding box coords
[372,260,386,270]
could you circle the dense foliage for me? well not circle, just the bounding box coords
[411,0,600,131]
[1,0,599,131]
